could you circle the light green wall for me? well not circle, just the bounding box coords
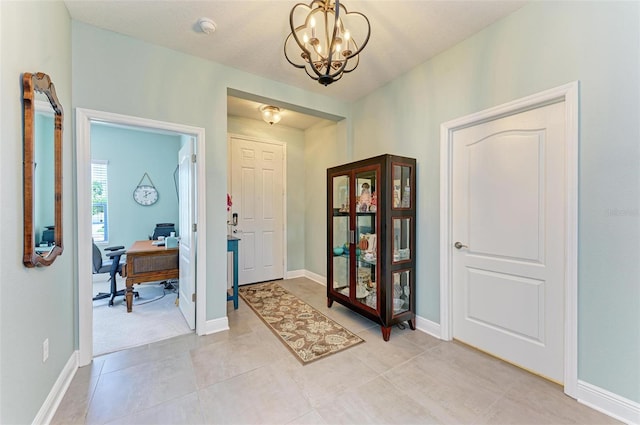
[71,21,350,322]
[227,115,308,272]
[304,121,348,277]
[91,124,181,250]
[351,1,639,402]
[0,1,73,424]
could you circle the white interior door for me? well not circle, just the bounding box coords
[452,101,566,382]
[178,140,196,329]
[230,136,284,285]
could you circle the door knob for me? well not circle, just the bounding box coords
[454,242,468,250]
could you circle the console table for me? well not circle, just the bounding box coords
[123,240,179,313]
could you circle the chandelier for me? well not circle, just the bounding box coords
[284,0,371,86]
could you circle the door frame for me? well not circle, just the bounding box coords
[227,133,287,283]
[439,82,579,397]
[76,108,207,367]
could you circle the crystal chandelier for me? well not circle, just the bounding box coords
[284,0,371,86]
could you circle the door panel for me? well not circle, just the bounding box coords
[453,101,565,382]
[230,136,284,285]
[468,131,544,262]
[178,140,195,329]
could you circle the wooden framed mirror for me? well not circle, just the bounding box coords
[23,72,63,267]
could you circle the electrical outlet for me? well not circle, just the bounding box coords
[43,338,49,363]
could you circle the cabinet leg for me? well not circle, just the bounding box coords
[381,326,391,341]
[408,319,416,330]
[327,298,334,308]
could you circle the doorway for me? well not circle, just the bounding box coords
[440,82,579,396]
[76,108,207,367]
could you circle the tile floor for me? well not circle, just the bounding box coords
[52,277,618,425]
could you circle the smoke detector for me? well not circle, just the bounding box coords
[198,18,216,35]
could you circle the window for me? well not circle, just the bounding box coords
[91,160,109,243]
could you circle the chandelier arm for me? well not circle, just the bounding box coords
[284,33,310,69]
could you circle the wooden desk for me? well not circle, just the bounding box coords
[123,240,179,313]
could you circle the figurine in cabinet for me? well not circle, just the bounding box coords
[359,182,371,211]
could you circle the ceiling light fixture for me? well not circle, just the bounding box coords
[284,0,371,86]
[260,105,282,125]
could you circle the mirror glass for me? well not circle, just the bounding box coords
[34,99,56,256]
[23,72,63,267]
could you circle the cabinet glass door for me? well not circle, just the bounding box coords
[392,270,411,315]
[355,168,378,311]
[331,174,350,297]
[392,163,412,209]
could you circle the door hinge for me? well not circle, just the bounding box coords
[192,293,196,302]
[191,154,196,163]
[192,223,197,232]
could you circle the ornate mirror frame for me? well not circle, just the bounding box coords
[23,72,63,267]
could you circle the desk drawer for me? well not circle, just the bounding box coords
[129,252,178,274]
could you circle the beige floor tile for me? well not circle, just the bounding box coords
[198,360,312,424]
[383,351,506,424]
[285,409,328,425]
[189,330,284,389]
[351,327,424,374]
[50,367,100,425]
[104,392,204,425]
[86,352,197,424]
[283,348,380,408]
[479,376,621,425]
[316,375,439,424]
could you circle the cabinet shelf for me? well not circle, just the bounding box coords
[327,154,416,341]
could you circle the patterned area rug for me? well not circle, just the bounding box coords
[239,282,364,364]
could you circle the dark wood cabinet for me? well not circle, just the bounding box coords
[327,154,416,341]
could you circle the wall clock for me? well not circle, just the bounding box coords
[133,172,159,206]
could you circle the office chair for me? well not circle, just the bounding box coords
[149,223,179,290]
[92,241,138,306]
[150,223,176,240]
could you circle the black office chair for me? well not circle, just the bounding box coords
[149,223,179,290]
[150,223,176,240]
[92,241,138,306]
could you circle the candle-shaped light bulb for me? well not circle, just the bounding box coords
[310,16,316,38]
[303,33,309,44]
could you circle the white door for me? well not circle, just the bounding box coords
[452,101,566,382]
[230,136,284,285]
[178,140,196,329]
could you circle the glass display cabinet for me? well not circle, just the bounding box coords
[327,154,416,341]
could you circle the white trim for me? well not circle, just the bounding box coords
[576,381,640,425]
[415,315,442,339]
[439,82,579,397]
[33,351,78,425]
[304,270,326,285]
[286,269,306,279]
[227,133,288,282]
[204,317,230,335]
[76,108,207,367]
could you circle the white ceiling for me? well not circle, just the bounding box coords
[64,0,526,128]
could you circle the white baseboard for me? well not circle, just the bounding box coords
[303,270,326,285]
[204,316,229,335]
[286,269,306,279]
[33,350,78,425]
[576,380,640,425]
[415,315,442,339]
